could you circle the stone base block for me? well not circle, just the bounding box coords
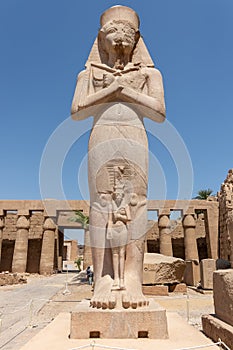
[184,260,200,286]
[142,285,169,296]
[169,283,187,293]
[200,259,216,289]
[143,253,186,284]
[70,299,168,339]
[202,314,233,350]
[213,269,233,327]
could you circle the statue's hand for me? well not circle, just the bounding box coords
[103,73,115,88]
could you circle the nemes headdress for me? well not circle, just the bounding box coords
[100,5,140,30]
[85,5,155,68]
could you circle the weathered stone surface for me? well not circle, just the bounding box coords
[200,258,216,289]
[83,230,92,269]
[213,269,233,327]
[184,260,200,286]
[16,216,30,229]
[71,4,166,311]
[63,240,78,261]
[168,283,187,293]
[183,214,199,261]
[202,314,233,350]
[158,214,172,256]
[218,169,233,263]
[142,285,169,296]
[40,221,56,275]
[143,253,186,284]
[71,299,168,339]
[0,272,27,286]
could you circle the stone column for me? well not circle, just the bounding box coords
[158,214,173,256]
[83,229,93,270]
[12,216,30,273]
[228,223,233,268]
[40,217,56,274]
[182,214,198,261]
[183,214,200,286]
[0,215,5,266]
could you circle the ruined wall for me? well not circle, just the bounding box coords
[218,169,233,263]
[29,212,44,239]
[0,200,90,274]
[63,240,78,261]
[0,199,218,273]
[3,213,17,240]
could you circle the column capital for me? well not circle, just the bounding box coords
[43,217,56,230]
[158,214,170,228]
[182,214,196,228]
[0,216,4,229]
[16,215,30,229]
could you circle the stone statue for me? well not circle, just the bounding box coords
[71,5,165,309]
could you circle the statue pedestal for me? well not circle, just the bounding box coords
[70,299,168,339]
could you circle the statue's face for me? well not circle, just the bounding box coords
[102,20,137,56]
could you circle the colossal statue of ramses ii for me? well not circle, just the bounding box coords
[71,5,166,309]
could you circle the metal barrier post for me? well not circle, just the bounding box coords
[63,263,71,295]
[186,290,190,322]
[28,299,33,328]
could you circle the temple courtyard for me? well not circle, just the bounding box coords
[0,272,218,350]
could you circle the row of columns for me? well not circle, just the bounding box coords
[0,215,57,274]
[158,212,199,261]
[0,215,4,265]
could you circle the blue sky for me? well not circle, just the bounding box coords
[1,0,233,202]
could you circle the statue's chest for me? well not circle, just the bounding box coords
[92,67,146,92]
[118,70,146,91]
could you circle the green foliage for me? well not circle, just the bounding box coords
[194,188,213,200]
[74,257,83,270]
[69,210,89,229]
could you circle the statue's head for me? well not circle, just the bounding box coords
[98,6,140,64]
[86,5,154,69]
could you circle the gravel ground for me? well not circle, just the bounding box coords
[0,272,78,350]
[153,289,214,330]
[0,272,214,350]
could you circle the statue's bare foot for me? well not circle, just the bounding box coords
[90,275,116,309]
[111,277,119,289]
[119,278,125,290]
[122,278,149,309]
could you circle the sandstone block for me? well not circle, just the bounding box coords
[200,258,216,289]
[213,269,233,327]
[169,283,187,293]
[202,314,233,350]
[143,253,186,284]
[142,285,169,296]
[71,299,168,339]
[184,260,200,286]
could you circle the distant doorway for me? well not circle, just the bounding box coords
[0,240,15,272]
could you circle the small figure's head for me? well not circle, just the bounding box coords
[99,6,140,63]
[113,189,124,205]
[113,190,124,199]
